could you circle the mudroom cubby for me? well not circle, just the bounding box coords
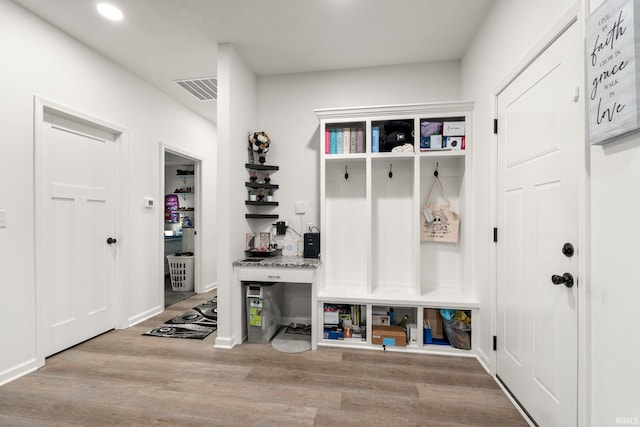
[323,158,367,295]
[419,155,468,297]
[322,303,368,345]
[371,156,414,295]
[315,102,478,356]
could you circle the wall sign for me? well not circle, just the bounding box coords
[587,0,640,145]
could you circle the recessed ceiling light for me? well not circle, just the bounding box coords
[96,3,123,21]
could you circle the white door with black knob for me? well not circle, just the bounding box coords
[496,22,580,427]
[39,107,118,357]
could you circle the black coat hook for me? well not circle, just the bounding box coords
[344,165,349,180]
[388,163,393,179]
[434,162,439,178]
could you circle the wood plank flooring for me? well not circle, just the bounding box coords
[0,290,527,426]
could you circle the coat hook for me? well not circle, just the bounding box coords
[434,162,439,178]
[388,163,393,179]
[344,165,349,180]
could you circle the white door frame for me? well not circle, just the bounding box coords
[159,143,203,299]
[34,96,130,365]
[489,3,589,425]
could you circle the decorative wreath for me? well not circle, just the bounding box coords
[248,131,271,154]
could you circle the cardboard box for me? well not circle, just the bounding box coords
[324,311,339,325]
[443,121,466,136]
[424,308,444,339]
[408,323,418,344]
[372,314,390,325]
[371,325,407,346]
[444,136,465,150]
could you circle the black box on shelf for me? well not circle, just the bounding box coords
[303,232,320,258]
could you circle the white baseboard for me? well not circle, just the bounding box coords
[201,281,217,293]
[0,357,41,387]
[128,305,163,327]
[213,336,235,349]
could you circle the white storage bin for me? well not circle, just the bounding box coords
[167,254,194,291]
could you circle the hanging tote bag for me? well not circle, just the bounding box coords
[420,177,460,243]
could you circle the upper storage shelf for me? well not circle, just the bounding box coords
[317,102,471,158]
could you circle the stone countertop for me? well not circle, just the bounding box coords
[233,255,321,269]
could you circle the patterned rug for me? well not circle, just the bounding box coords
[143,297,217,340]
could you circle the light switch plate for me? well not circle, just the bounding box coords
[295,202,307,214]
[0,210,6,228]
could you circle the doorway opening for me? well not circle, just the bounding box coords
[163,150,201,307]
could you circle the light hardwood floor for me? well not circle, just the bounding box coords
[0,290,527,426]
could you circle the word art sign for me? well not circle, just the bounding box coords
[587,0,640,145]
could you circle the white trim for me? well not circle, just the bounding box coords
[490,3,589,425]
[577,2,591,426]
[212,337,234,349]
[33,96,129,364]
[0,358,40,387]
[492,3,580,97]
[202,281,218,293]
[315,101,474,120]
[127,305,163,327]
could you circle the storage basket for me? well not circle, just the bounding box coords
[167,254,195,291]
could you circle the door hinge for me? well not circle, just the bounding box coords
[493,335,497,351]
[493,119,498,134]
[493,227,498,243]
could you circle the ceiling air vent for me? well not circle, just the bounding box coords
[175,77,217,101]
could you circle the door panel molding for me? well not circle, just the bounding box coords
[34,96,128,363]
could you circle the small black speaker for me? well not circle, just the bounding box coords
[303,233,320,258]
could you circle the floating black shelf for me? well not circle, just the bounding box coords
[245,201,279,207]
[245,213,279,219]
[245,182,279,190]
[245,163,279,171]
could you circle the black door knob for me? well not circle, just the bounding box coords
[562,243,575,257]
[107,237,117,245]
[551,272,574,288]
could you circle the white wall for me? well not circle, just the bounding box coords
[587,0,640,423]
[214,43,258,348]
[256,62,461,247]
[0,1,216,384]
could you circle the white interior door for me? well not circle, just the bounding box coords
[41,109,118,356]
[496,23,580,426]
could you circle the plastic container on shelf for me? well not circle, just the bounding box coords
[167,253,194,291]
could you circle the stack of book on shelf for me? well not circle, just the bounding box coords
[325,127,365,154]
[323,304,365,340]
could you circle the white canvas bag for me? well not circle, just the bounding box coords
[421,177,460,243]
